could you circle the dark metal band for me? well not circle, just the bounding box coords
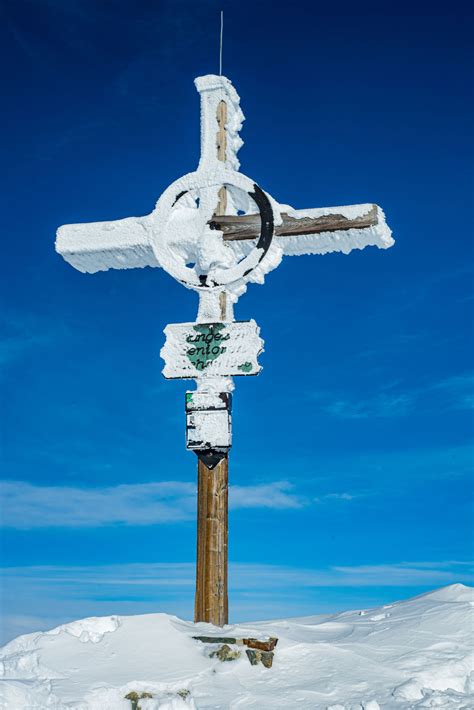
[175,183,274,288]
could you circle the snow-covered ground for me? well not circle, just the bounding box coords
[0,584,472,709]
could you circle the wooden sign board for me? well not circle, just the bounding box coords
[161,320,263,379]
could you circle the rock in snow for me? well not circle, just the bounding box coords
[0,585,472,708]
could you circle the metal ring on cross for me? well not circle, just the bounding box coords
[150,170,278,290]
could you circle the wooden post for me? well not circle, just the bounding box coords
[194,453,229,625]
[194,99,230,626]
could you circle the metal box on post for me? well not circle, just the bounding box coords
[185,392,232,452]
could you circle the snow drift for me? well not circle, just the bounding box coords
[0,584,472,709]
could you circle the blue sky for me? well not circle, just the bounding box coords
[1,0,473,643]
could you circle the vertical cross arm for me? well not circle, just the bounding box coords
[194,74,244,173]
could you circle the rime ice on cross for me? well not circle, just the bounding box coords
[56,74,394,628]
[56,74,393,329]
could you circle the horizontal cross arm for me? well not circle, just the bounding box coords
[217,203,394,257]
[56,203,393,275]
[214,204,378,240]
[56,216,158,274]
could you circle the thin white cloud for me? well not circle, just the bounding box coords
[314,492,357,503]
[401,560,474,569]
[3,560,470,592]
[324,393,413,419]
[317,444,473,493]
[429,373,474,410]
[1,560,472,644]
[230,482,304,510]
[0,479,304,529]
[230,562,474,589]
[321,371,474,419]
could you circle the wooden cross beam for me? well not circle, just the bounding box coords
[213,204,378,241]
[56,201,390,275]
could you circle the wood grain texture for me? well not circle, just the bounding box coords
[215,100,228,217]
[194,454,229,626]
[216,100,228,319]
[209,205,378,241]
[216,100,227,163]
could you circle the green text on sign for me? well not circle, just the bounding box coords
[186,324,230,371]
[161,320,263,380]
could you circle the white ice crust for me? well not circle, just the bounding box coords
[55,75,394,296]
[278,203,394,256]
[56,203,392,275]
[194,74,244,173]
[161,320,263,379]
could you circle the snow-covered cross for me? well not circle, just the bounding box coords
[56,74,393,318]
[56,74,394,627]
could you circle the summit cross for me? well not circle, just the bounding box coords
[56,74,394,627]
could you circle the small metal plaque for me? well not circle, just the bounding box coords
[161,320,263,380]
[186,392,232,451]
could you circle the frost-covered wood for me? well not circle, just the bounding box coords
[56,73,393,296]
[56,203,392,274]
[195,455,228,626]
[215,204,378,240]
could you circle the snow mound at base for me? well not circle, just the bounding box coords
[0,586,472,709]
[46,615,122,644]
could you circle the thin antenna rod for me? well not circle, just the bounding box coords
[219,10,224,76]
